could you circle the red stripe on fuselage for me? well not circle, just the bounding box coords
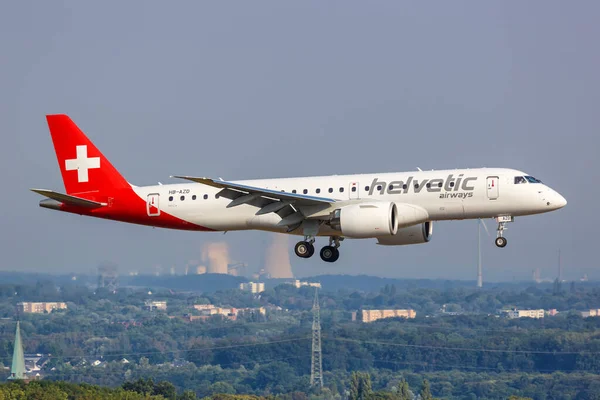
[58,187,214,232]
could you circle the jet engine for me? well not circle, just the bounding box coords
[377,221,433,245]
[330,202,398,238]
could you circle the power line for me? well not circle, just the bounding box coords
[0,336,311,362]
[42,355,313,380]
[329,337,600,355]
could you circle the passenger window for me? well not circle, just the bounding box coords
[426,183,431,188]
[389,184,394,191]
[192,195,197,200]
[316,188,321,194]
[450,182,455,187]
[169,196,173,201]
[438,182,442,188]
[180,196,185,201]
[203,194,208,200]
[292,190,297,194]
[403,184,407,190]
[352,187,357,192]
[414,184,419,189]
[364,186,369,191]
[303,189,308,194]
[329,188,333,193]
[339,187,344,193]
[377,185,382,191]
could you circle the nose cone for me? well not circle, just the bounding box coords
[555,193,567,209]
[547,190,567,210]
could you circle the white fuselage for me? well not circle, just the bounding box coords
[133,167,566,236]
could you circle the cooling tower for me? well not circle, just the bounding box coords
[265,234,294,278]
[201,242,229,274]
[196,266,207,275]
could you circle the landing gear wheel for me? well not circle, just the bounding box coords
[320,246,340,262]
[295,241,315,258]
[495,237,507,248]
[307,243,315,258]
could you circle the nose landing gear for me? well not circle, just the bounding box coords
[495,236,507,248]
[494,216,513,248]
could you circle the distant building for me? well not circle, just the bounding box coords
[144,301,167,311]
[239,282,265,294]
[186,304,265,322]
[17,302,67,314]
[506,309,545,319]
[7,322,26,381]
[285,280,322,289]
[546,309,559,316]
[24,354,48,373]
[193,304,215,311]
[360,309,416,323]
[580,309,600,318]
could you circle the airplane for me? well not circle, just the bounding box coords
[32,115,567,263]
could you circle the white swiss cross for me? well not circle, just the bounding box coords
[65,145,100,183]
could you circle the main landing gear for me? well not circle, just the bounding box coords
[294,240,315,258]
[494,216,513,248]
[294,236,342,263]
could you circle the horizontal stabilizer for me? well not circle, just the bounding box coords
[30,189,106,208]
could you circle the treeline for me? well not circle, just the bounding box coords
[4,369,597,399]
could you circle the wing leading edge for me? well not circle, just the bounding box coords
[171,176,336,230]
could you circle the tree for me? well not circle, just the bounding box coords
[154,381,177,399]
[122,378,155,395]
[397,378,410,400]
[179,390,197,400]
[420,379,433,400]
[349,372,372,400]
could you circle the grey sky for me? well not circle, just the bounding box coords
[1,1,598,281]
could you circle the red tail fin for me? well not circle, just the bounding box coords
[46,114,129,195]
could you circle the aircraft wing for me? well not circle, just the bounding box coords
[171,176,337,230]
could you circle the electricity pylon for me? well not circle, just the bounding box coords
[310,288,323,388]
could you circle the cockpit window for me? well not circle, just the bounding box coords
[525,176,542,183]
[514,176,526,184]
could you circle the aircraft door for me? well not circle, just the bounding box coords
[486,177,499,200]
[147,193,160,216]
[349,182,359,200]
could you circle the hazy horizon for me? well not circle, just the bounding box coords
[1,2,598,281]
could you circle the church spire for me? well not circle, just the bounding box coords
[8,321,26,380]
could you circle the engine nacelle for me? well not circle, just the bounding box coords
[393,203,430,228]
[377,221,433,245]
[330,202,398,238]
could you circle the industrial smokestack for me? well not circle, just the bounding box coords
[265,234,294,278]
[201,242,229,274]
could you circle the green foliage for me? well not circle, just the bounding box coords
[2,276,600,399]
[0,380,166,399]
[420,379,433,400]
[123,378,177,399]
[349,372,372,400]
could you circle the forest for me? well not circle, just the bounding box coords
[0,274,599,399]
